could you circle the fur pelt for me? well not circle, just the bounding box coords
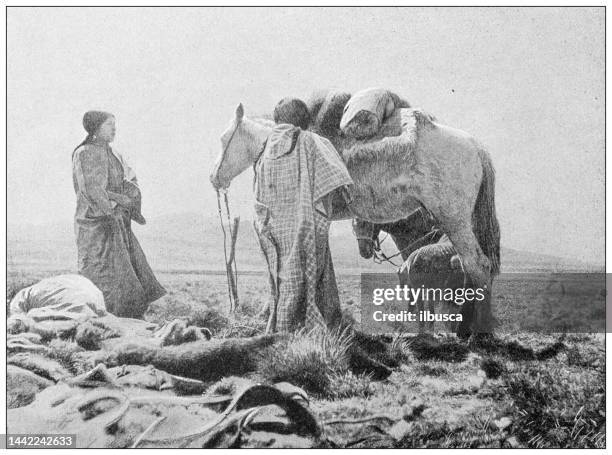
[84,331,393,383]
[88,335,279,382]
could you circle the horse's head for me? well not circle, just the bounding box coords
[352,219,382,259]
[210,103,258,190]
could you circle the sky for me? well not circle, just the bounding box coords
[7,7,604,265]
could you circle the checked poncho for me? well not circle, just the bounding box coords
[253,124,353,333]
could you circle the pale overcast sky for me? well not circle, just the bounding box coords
[7,7,604,264]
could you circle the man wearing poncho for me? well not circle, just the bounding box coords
[254,98,353,333]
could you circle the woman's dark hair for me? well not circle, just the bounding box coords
[73,110,113,153]
[273,98,311,130]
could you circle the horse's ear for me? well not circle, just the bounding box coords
[235,103,244,122]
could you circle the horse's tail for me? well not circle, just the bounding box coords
[473,146,501,276]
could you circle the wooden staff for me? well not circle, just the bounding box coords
[227,216,240,311]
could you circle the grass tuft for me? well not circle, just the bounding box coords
[256,325,354,397]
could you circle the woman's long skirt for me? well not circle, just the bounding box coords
[75,212,166,318]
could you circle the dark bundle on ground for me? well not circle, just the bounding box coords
[480,358,505,379]
[408,334,469,362]
[534,341,565,360]
[350,331,405,369]
[470,336,565,361]
[504,364,604,448]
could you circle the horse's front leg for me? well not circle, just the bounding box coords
[441,221,495,335]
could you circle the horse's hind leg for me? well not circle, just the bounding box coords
[441,222,495,334]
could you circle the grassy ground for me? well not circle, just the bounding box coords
[6,270,606,448]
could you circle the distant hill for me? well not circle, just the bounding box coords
[7,212,603,275]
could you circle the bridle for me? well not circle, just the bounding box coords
[352,219,388,263]
[217,121,240,178]
[352,219,382,245]
[352,218,442,269]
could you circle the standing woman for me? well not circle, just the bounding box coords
[72,111,166,318]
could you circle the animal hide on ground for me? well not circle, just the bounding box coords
[83,335,279,382]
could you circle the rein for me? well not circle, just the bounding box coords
[216,189,238,311]
[215,122,240,312]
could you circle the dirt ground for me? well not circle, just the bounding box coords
[6,270,606,448]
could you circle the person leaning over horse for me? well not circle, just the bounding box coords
[253,98,353,333]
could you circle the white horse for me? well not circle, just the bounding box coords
[210,102,500,334]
